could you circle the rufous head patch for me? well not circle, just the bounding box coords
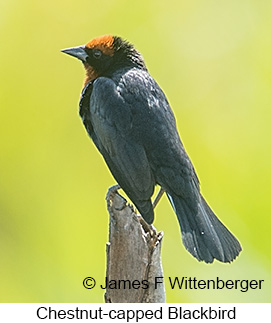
[85,35,115,56]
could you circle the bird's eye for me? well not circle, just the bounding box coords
[93,49,102,59]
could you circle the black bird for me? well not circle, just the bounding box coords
[62,35,242,263]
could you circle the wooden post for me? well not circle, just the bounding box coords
[104,186,166,303]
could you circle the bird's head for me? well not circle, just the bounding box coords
[62,35,146,86]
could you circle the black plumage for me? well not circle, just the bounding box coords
[62,35,242,263]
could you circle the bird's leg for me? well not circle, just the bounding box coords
[152,187,165,209]
[138,187,165,241]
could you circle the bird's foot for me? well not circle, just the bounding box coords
[139,217,160,247]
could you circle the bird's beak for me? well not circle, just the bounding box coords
[61,46,88,62]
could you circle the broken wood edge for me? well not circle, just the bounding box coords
[104,186,166,303]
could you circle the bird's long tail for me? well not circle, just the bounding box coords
[167,193,242,263]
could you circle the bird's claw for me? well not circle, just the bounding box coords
[139,216,159,247]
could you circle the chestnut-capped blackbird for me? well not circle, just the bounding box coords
[62,35,241,263]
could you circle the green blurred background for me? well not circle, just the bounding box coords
[0,0,270,302]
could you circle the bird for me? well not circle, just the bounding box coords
[62,35,242,263]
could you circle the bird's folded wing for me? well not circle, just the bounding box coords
[89,77,154,201]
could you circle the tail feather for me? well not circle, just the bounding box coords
[167,193,242,263]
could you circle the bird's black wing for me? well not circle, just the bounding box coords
[119,69,241,263]
[81,69,241,263]
[116,68,200,200]
[87,76,155,223]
